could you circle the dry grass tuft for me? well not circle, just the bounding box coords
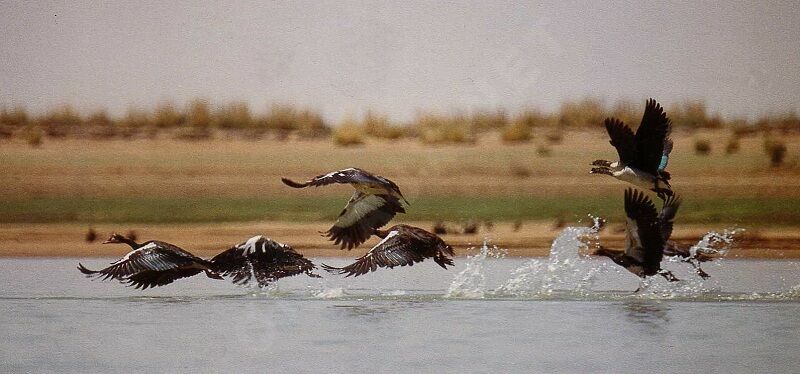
[332,119,365,147]
[501,121,533,143]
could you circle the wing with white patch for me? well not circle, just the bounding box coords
[321,231,422,277]
[623,188,664,268]
[77,241,203,289]
[281,168,377,188]
[633,99,672,174]
[322,225,454,277]
[605,118,637,166]
[326,192,405,249]
[210,235,318,287]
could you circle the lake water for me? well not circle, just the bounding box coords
[3,227,800,373]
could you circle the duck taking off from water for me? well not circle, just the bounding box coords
[210,235,320,287]
[594,189,679,289]
[321,224,454,277]
[590,99,673,199]
[77,233,223,289]
[281,167,408,250]
[657,194,719,279]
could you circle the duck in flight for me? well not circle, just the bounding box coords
[657,194,719,279]
[590,98,673,199]
[281,167,408,250]
[594,188,679,290]
[321,224,454,277]
[210,235,320,287]
[77,233,223,289]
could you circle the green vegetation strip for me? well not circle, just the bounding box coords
[1,196,799,226]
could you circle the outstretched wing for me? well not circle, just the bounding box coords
[658,194,682,241]
[281,168,376,188]
[633,99,672,174]
[623,188,664,268]
[604,118,637,165]
[322,226,454,277]
[77,241,202,289]
[326,192,405,249]
[210,235,318,287]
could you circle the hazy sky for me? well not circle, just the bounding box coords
[1,1,798,122]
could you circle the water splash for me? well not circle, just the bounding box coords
[315,287,345,299]
[445,240,505,298]
[495,216,603,296]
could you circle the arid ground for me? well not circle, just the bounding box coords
[1,129,798,258]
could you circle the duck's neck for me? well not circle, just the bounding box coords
[120,237,141,249]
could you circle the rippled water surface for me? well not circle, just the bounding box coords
[3,227,800,373]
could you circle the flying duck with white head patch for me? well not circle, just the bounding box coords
[281,167,408,250]
[590,98,674,199]
[77,233,224,289]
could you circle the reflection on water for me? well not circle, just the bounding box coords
[621,300,671,331]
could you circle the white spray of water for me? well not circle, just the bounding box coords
[445,240,505,298]
[495,216,604,296]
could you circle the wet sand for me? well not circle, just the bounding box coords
[1,221,798,259]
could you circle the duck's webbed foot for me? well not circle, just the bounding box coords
[695,267,710,279]
[591,160,612,167]
[653,187,674,200]
[590,167,613,176]
[659,270,680,282]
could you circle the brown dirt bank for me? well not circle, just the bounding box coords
[1,221,798,259]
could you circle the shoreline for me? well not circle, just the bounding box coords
[2,221,799,259]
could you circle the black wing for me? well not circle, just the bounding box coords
[633,99,671,174]
[326,192,405,249]
[658,194,682,241]
[604,118,637,165]
[210,235,319,287]
[77,241,203,289]
[623,188,664,268]
[321,227,453,277]
[281,168,376,188]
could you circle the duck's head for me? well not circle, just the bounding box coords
[102,233,128,244]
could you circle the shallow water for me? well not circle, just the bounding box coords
[3,227,800,373]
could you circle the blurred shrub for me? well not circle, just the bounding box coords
[215,102,253,129]
[186,99,212,131]
[37,105,82,137]
[694,139,711,155]
[509,163,532,178]
[264,104,329,139]
[471,109,508,132]
[501,121,532,143]
[756,112,800,134]
[362,111,405,140]
[609,100,639,127]
[23,125,43,147]
[119,108,151,139]
[669,101,722,129]
[86,110,117,139]
[332,118,364,146]
[514,109,557,128]
[414,113,475,144]
[764,138,787,167]
[0,106,29,131]
[152,103,184,128]
[558,98,605,128]
[725,136,740,155]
